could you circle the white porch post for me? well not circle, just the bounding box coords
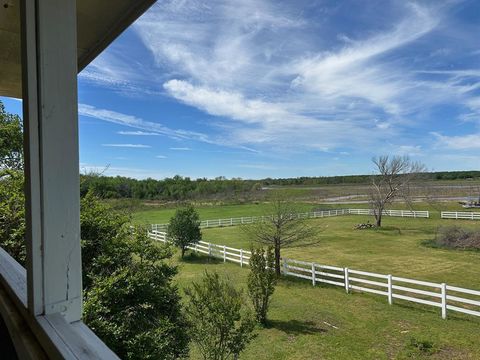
[21,0,82,323]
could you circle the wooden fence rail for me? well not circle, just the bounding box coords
[150,209,430,232]
[148,230,480,320]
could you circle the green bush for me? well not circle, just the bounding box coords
[0,170,25,264]
[184,271,256,360]
[84,230,189,360]
[248,247,277,325]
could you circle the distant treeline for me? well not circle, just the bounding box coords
[80,175,259,200]
[80,170,480,201]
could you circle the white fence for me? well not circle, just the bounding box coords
[149,230,250,266]
[148,230,480,320]
[347,209,429,218]
[441,211,480,220]
[283,258,480,319]
[151,208,429,231]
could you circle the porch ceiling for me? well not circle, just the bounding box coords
[0,0,156,99]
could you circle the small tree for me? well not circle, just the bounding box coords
[248,247,276,325]
[369,156,426,227]
[167,206,202,257]
[184,271,256,360]
[243,197,319,276]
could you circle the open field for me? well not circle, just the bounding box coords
[132,202,316,224]
[146,201,480,358]
[201,215,480,289]
[131,199,475,224]
[174,255,480,360]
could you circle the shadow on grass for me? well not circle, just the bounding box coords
[266,319,327,335]
[180,253,223,265]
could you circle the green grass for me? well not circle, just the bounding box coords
[174,254,480,360]
[131,199,472,225]
[145,201,480,358]
[132,202,315,225]
[201,215,480,288]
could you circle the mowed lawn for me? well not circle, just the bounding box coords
[142,203,480,358]
[174,256,480,360]
[201,215,480,289]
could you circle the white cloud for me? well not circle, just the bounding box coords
[432,132,480,150]
[118,131,161,136]
[163,79,393,152]
[79,0,480,159]
[169,147,191,151]
[102,144,151,148]
[156,155,167,158]
[79,103,210,142]
[394,145,423,156]
[134,1,469,154]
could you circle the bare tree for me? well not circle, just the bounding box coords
[369,155,426,227]
[243,197,319,276]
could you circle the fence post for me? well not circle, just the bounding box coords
[240,249,244,267]
[208,243,212,257]
[311,263,316,286]
[387,275,393,305]
[223,245,226,262]
[283,258,287,274]
[344,268,349,293]
[206,220,209,227]
[230,218,233,226]
[195,243,198,254]
[441,283,447,319]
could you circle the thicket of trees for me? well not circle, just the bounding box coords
[79,170,480,202]
[80,174,259,201]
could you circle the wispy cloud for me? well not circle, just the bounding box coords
[80,0,480,161]
[132,1,477,154]
[432,132,480,150]
[169,147,191,151]
[117,131,161,136]
[79,103,210,142]
[102,144,151,148]
[156,155,168,158]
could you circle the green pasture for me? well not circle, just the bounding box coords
[174,255,480,360]
[201,215,480,289]
[144,201,480,359]
[132,202,316,224]
[131,200,469,225]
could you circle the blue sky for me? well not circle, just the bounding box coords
[2,0,480,179]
